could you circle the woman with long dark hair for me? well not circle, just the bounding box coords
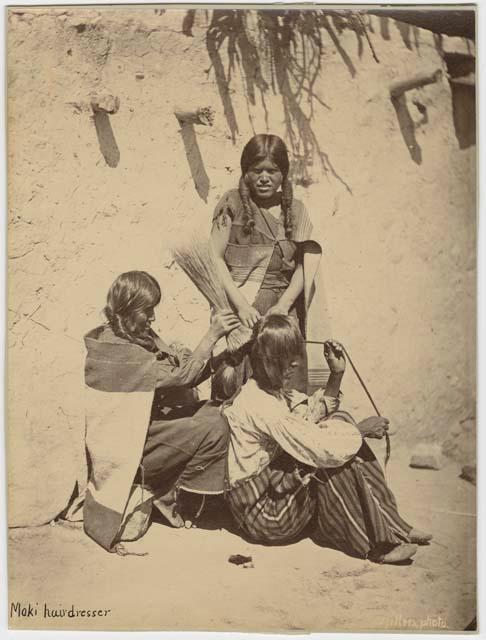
[222,315,432,564]
[211,134,322,394]
[83,270,239,551]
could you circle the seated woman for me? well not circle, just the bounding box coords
[83,270,240,551]
[221,315,432,564]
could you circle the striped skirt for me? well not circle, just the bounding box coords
[313,441,412,558]
[226,443,412,558]
[226,454,316,543]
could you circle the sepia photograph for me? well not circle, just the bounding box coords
[6,3,477,633]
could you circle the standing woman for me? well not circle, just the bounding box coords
[211,134,322,393]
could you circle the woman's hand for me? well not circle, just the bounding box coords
[324,340,346,375]
[210,311,241,340]
[237,303,261,329]
[266,303,289,317]
[356,416,390,439]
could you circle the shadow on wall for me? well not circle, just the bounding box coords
[178,124,211,202]
[396,20,413,50]
[373,12,476,157]
[198,9,372,191]
[320,14,357,78]
[379,16,391,40]
[389,69,443,165]
[444,52,476,150]
[391,95,423,164]
[205,11,241,144]
[182,9,196,36]
[376,16,421,52]
[450,81,476,149]
[92,112,120,168]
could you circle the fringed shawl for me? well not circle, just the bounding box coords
[82,326,159,550]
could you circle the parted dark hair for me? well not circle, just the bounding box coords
[103,271,161,353]
[239,134,294,238]
[250,314,304,393]
[211,342,253,403]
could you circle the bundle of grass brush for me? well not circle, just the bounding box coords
[171,236,253,352]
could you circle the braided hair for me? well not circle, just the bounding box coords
[239,134,294,238]
[103,271,162,355]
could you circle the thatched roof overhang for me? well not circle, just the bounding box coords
[367,8,475,40]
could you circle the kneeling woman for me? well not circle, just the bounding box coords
[223,315,432,564]
[83,271,239,551]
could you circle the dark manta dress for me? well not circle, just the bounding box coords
[212,189,310,395]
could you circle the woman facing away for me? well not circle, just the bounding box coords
[211,133,322,394]
[221,315,432,564]
[82,270,240,551]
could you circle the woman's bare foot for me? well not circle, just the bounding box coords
[377,543,418,564]
[409,528,433,544]
[153,497,185,528]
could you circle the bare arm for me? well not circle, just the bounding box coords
[211,215,261,328]
[321,340,390,438]
[273,262,304,313]
[211,216,248,311]
[267,241,321,314]
[323,340,345,398]
[324,371,344,398]
[155,311,240,389]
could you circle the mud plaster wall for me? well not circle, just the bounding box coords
[7,7,476,525]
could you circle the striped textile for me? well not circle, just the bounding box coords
[213,189,322,312]
[226,443,412,559]
[307,369,330,396]
[313,441,412,558]
[226,456,316,543]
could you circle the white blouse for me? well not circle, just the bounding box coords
[223,379,363,486]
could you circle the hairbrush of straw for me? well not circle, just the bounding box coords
[306,340,391,472]
[171,236,253,352]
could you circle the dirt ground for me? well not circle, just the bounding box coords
[8,443,476,633]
